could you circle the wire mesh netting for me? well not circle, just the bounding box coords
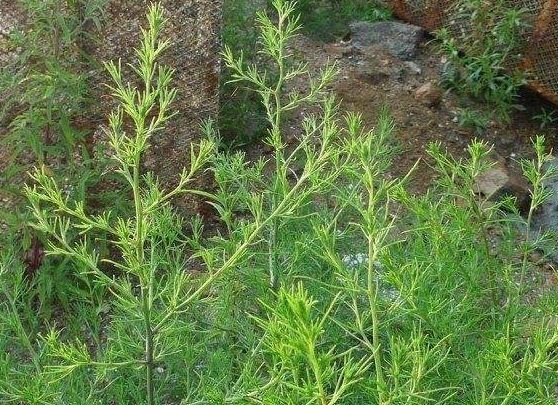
[388,0,558,105]
[0,0,222,211]
[0,2,22,66]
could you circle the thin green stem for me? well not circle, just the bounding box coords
[267,3,287,292]
[307,344,327,405]
[364,166,386,403]
[7,295,41,374]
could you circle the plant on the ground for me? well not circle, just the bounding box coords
[456,107,491,135]
[223,0,339,291]
[0,0,106,168]
[2,0,558,403]
[435,0,529,124]
[219,0,269,147]
[532,107,558,129]
[516,137,558,301]
[20,1,366,403]
[24,4,216,403]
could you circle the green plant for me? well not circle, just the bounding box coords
[22,2,362,403]
[516,137,558,305]
[25,5,215,403]
[456,107,491,135]
[0,0,106,167]
[219,0,269,147]
[254,283,370,404]
[3,0,558,403]
[223,0,339,291]
[532,107,558,129]
[435,0,529,123]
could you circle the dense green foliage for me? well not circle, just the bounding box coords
[1,1,558,404]
[0,0,106,166]
[435,0,529,129]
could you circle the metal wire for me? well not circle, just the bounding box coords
[388,0,558,105]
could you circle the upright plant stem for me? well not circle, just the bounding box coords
[143,289,154,405]
[267,5,286,293]
[307,344,327,405]
[364,167,386,403]
[133,159,154,405]
[268,220,279,291]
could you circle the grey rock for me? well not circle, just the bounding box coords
[473,160,531,214]
[349,21,424,61]
[405,60,422,74]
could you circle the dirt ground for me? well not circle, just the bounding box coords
[281,31,558,195]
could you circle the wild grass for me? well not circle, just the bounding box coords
[435,0,529,127]
[1,1,558,404]
[0,0,106,167]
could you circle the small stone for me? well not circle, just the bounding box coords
[405,61,422,74]
[323,43,352,58]
[415,82,442,107]
[473,159,531,214]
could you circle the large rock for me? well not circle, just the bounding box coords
[349,20,424,61]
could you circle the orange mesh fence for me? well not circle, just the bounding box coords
[388,0,558,106]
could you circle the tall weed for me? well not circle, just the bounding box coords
[1,1,557,404]
[436,0,529,124]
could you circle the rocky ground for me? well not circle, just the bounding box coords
[292,21,558,194]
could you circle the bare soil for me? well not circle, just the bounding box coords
[283,32,558,194]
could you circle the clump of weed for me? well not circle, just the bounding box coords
[20,1,363,403]
[2,1,558,404]
[436,0,529,124]
[456,107,492,135]
[532,107,558,129]
[0,0,106,167]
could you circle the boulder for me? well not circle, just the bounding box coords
[349,20,424,61]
